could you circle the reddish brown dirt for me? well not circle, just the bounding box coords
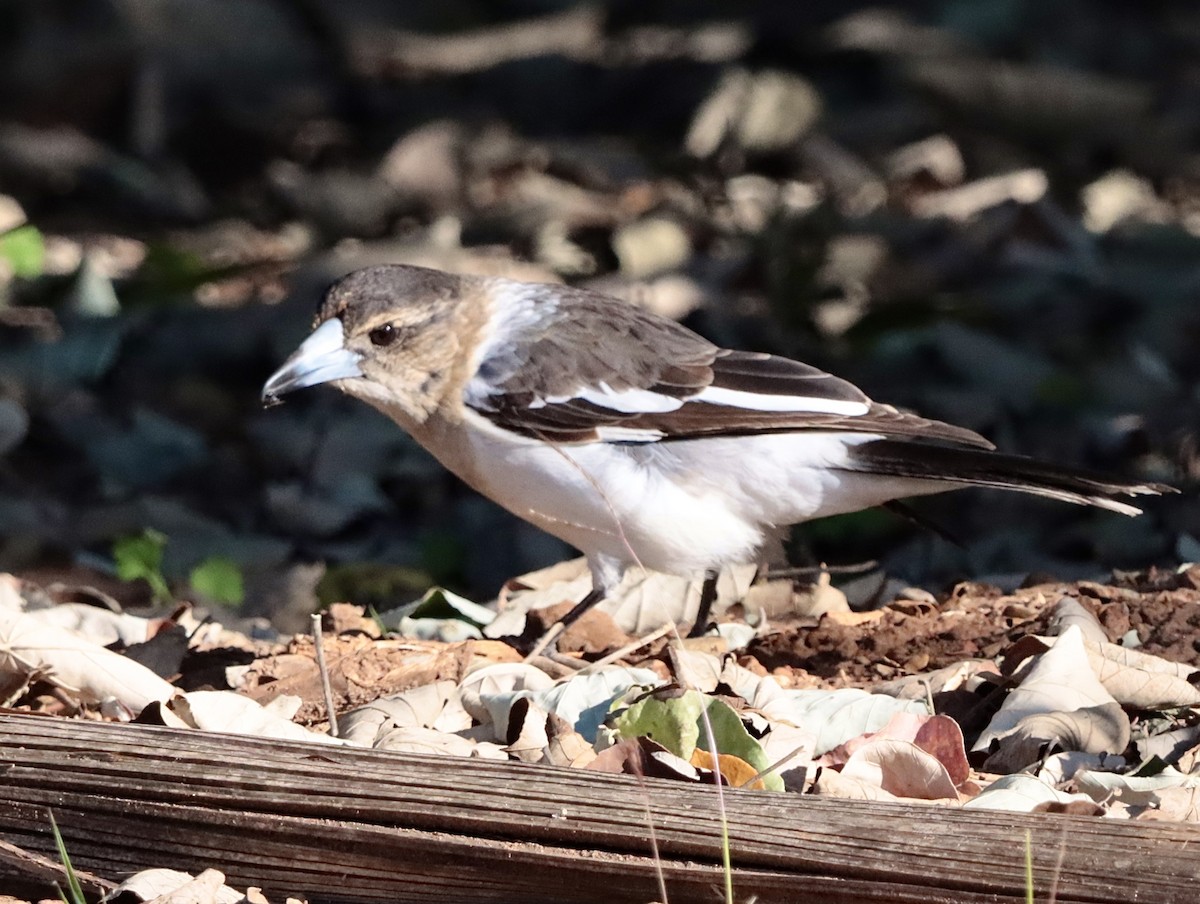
[746,567,1200,687]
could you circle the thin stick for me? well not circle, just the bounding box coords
[582,622,675,672]
[524,621,566,662]
[766,561,879,579]
[745,744,810,788]
[311,613,340,739]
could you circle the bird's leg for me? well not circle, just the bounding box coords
[524,586,607,661]
[686,569,720,638]
[558,586,608,631]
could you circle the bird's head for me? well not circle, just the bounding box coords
[262,265,478,426]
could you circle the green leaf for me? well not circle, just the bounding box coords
[0,225,45,278]
[612,689,705,758]
[189,556,245,606]
[113,529,171,602]
[611,689,785,792]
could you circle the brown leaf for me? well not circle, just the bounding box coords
[689,748,766,789]
[544,712,597,768]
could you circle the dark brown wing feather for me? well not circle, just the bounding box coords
[848,439,1173,511]
[622,402,995,449]
[467,285,992,449]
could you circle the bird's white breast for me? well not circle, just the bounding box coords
[407,410,934,582]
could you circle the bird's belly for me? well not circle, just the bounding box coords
[425,419,764,575]
[414,417,948,575]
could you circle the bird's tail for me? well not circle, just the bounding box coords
[848,439,1175,516]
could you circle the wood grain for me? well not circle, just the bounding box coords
[0,713,1195,903]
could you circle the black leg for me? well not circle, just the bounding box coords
[687,569,720,638]
[557,586,607,631]
[525,586,607,661]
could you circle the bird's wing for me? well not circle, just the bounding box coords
[464,288,992,449]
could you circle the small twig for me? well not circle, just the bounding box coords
[524,621,566,662]
[765,560,880,580]
[310,613,339,739]
[525,654,580,679]
[746,744,810,789]
[582,622,676,672]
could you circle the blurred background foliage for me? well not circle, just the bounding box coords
[0,0,1196,628]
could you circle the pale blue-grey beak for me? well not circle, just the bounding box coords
[261,317,363,405]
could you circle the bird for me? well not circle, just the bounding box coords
[262,264,1173,650]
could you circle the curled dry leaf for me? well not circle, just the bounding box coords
[0,608,175,715]
[544,711,597,768]
[1047,597,1109,645]
[841,738,960,800]
[810,767,902,801]
[160,690,342,745]
[338,679,471,746]
[478,665,657,743]
[112,868,242,904]
[459,661,556,721]
[974,626,1120,754]
[505,696,551,763]
[817,711,969,787]
[494,557,755,635]
[982,703,1130,774]
[963,774,1102,814]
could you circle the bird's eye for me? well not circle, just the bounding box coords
[369,324,399,347]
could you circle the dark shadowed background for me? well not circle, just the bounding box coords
[0,0,1195,629]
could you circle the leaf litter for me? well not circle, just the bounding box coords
[5,559,1200,828]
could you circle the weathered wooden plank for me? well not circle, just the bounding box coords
[0,713,1195,903]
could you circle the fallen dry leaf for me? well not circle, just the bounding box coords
[983,704,1130,774]
[840,738,959,800]
[544,711,597,768]
[810,767,902,801]
[505,697,551,763]
[159,690,341,745]
[974,626,1122,755]
[338,679,471,745]
[690,747,766,789]
[112,868,241,904]
[0,608,175,715]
